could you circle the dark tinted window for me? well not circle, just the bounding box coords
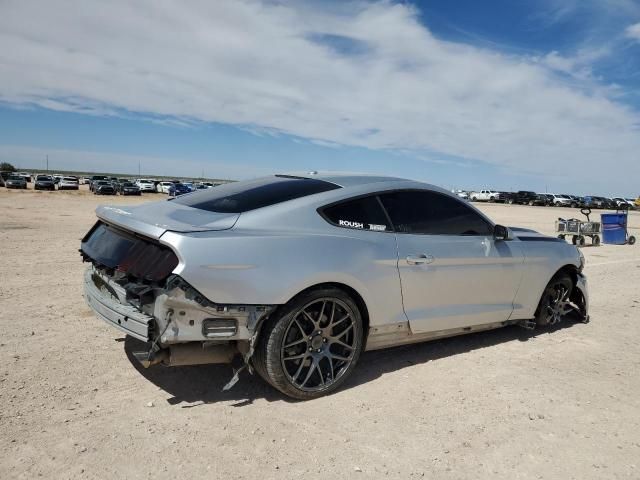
[322,196,391,232]
[173,176,340,213]
[379,190,492,235]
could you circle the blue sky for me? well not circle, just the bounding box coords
[1,0,639,196]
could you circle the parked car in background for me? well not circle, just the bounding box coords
[81,173,589,399]
[34,175,56,191]
[505,191,538,205]
[547,194,572,207]
[452,189,469,200]
[601,197,618,209]
[531,193,553,206]
[93,180,116,195]
[156,181,174,194]
[182,182,195,192]
[89,175,109,192]
[470,189,506,202]
[168,183,191,197]
[612,197,633,209]
[58,176,80,190]
[5,175,28,189]
[136,179,156,192]
[117,181,142,196]
[559,195,583,208]
[584,196,605,209]
[81,177,91,185]
[17,172,32,182]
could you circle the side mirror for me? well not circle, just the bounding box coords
[494,224,513,241]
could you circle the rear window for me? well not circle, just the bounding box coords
[321,196,392,232]
[173,176,341,213]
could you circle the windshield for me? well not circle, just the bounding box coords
[9,175,22,180]
[173,175,341,213]
[37,175,52,181]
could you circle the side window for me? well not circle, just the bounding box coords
[378,191,493,236]
[321,196,392,232]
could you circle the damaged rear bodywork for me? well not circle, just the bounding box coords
[81,221,274,374]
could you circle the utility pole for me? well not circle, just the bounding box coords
[46,154,48,172]
[138,161,141,178]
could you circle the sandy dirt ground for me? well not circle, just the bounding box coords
[1,186,639,479]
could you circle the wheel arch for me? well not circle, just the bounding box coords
[554,264,580,287]
[258,281,371,343]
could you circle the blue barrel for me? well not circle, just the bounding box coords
[601,213,627,245]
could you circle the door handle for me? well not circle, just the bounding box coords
[406,254,434,265]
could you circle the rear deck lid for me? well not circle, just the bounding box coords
[96,201,239,239]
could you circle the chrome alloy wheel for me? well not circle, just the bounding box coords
[280,298,357,392]
[542,282,573,325]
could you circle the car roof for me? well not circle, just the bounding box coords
[281,172,406,188]
[276,173,459,200]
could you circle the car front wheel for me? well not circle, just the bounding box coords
[253,288,364,400]
[534,274,573,327]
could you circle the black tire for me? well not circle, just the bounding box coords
[253,287,364,400]
[592,235,601,246]
[534,273,573,327]
[629,236,636,246]
[577,236,586,246]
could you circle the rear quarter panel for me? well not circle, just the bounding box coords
[160,218,406,328]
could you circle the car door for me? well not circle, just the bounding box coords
[378,190,525,334]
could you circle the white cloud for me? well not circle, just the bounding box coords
[0,0,639,190]
[626,23,640,41]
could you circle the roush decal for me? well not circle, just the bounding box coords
[339,220,364,229]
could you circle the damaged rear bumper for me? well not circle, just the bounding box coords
[83,266,274,367]
[84,268,154,342]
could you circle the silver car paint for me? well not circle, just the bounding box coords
[89,174,587,351]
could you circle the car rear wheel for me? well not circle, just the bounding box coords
[253,288,364,400]
[534,274,573,327]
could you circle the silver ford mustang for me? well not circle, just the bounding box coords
[81,174,589,399]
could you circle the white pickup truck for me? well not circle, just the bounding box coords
[470,189,504,202]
